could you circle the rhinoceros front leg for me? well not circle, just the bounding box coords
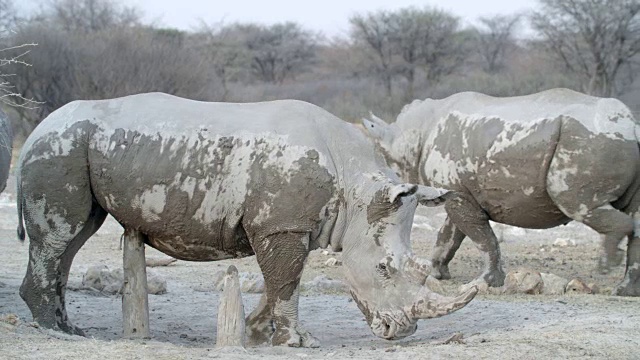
[441,192,505,287]
[253,231,320,347]
[431,216,466,280]
[245,292,273,345]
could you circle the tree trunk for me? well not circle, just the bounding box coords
[122,229,150,339]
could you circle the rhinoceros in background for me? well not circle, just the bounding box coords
[16,93,477,346]
[0,109,13,193]
[362,88,640,296]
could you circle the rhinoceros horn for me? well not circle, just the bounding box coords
[406,285,478,320]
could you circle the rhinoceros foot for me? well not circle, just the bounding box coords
[612,264,640,297]
[58,322,86,337]
[598,249,625,275]
[272,326,320,348]
[482,268,506,287]
[432,264,451,280]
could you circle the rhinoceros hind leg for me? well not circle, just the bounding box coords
[252,232,319,347]
[20,201,107,335]
[431,216,466,280]
[613,228,640,296]
[441,193,505,287]
[550,202,632,274]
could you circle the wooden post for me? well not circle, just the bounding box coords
[216,265,245,348]
[122,229,150,339]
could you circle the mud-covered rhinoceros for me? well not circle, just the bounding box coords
[16,93,477,346]
[362,88,640,296]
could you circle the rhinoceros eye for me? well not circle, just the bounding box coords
[376,263,390,278]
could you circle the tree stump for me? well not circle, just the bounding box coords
[122,229,150,338]
[216,265,246,348]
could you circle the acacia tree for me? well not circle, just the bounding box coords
[350,7,465,101]
[242,22,318,84]
[475,14,521,73]
[48,0,140,32]
[349,11,395,97]
[531,0,640,97]
[193,22,251,100]
[0,0,39,113]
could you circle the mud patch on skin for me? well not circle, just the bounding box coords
[366,188,401,225]
[89,131,263,261]
[21,120,100,240]
[547,118,638,217]
[244,149,336,240]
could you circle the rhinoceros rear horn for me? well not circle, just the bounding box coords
[406,285,478,320]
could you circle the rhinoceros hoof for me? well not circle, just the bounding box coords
[612,284,640,297]
[611,265,640,297]
[432,265,451,280]
[246,323,273,346]
[58,322,86,337]
[272,327,320,348]
[482,269,506,287]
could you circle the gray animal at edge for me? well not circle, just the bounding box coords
[0,109,12,193]
[362,88,640,296]
[16,93,477,347]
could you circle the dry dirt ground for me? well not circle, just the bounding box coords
[1,174,639,360]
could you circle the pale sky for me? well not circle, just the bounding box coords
[18,0,538,38]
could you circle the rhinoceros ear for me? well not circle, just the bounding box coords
[389,183,418,203]
[362,112,397,144]
[415,186,450,207]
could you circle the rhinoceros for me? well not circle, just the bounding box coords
[0,109,13,193]
[362,88,640,296]
[16,93,477,346]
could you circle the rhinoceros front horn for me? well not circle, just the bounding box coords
[406,285,478,320]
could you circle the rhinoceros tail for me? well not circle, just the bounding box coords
[16,167,25,242]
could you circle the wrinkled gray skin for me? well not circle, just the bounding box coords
[16,93,477,346]
[363,88,640,296]
[0,109,13,193]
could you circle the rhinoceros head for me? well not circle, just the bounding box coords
[361,114,420,183]
[342,181,477,340]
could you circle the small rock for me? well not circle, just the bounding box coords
[302,275,348,293]
[324,257,342,266]
[540,273,569,295]
[321,250,330,256]
[503,268,543,295]
[146,270,168,295]
[81,265,167,295]
[0,313,20,326]
[145,257,177,267]
[566,278,594,294]
[440,332,465,345]
[212,271,265,293]
[553,238,576,247]
[459,278,490,295]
